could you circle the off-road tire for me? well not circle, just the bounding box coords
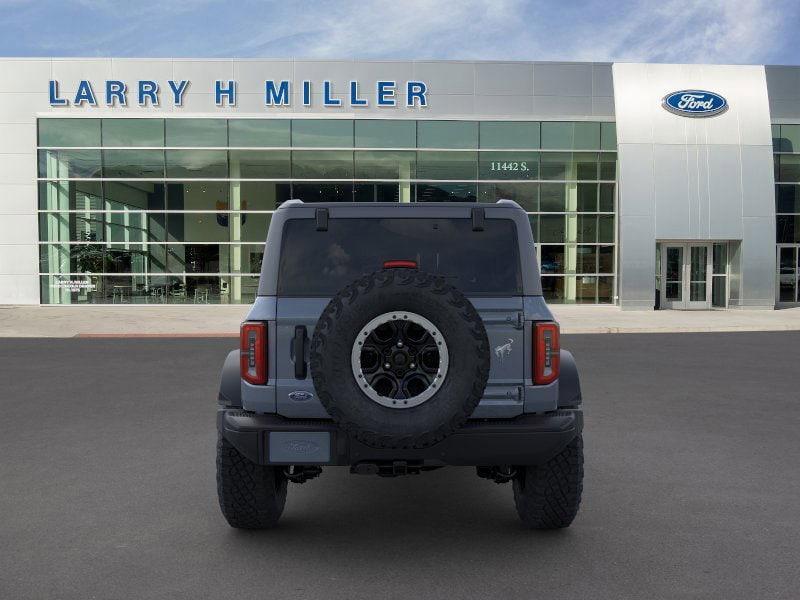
[310,268,490,450]
[512,434,584,529]
[216,434,288,529]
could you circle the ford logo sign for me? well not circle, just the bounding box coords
[662,90,728,117]
[283,440,319,455]
[288,390,313,402]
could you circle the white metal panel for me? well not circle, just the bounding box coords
[0,59,51,93]
[0,244,38,275]
[0,123,36,153]
[0,184,37,214]
[0,274,39,304]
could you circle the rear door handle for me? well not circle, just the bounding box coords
[293,326,307,379]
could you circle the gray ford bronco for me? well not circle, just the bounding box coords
[216,199,583,529]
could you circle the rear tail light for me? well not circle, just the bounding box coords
[240,321,267,385]
[533,322,560,385]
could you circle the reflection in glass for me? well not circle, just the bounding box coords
[713,243,728,275]
[166,150,228,178]
[292,120,353,147]
[540,153,570,180]
[355,120,416,148]
[575,153,598,180]
[778,155,800,182]
[600,123,617,151]
[417,121,478,149]
[599,183,615,212]
[229,120,290,147]
[292,150,353,179]
[38,149,102,178]
[103,149,164,178]
[479,122,540,149]
[103,119,164,147]
[354,151,416,179]
[39,119,101,147]
[539,183,566,212]
[539,215,565,243]
[229,150,290,179]
[166,119,227,147]
[577,183,597,212]
[416,151,477,180]
[600,153,616,180]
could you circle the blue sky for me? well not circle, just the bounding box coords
[1,0,798,65]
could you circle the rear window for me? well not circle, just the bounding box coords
[277,217,522,296]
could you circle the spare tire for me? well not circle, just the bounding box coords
[310,268,490,449]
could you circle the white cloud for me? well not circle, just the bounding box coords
[228,0,795,64]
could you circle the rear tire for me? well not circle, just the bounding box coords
[216,434,288,529]
[512,434,584,529]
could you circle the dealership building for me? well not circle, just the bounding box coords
[0,58,798,309]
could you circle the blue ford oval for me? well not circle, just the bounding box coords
[662,90,728,117]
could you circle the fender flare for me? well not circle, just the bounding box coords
[558,349,582,408]
[218,349,242,408]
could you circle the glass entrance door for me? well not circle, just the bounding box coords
[777,245,799,304]
[659,243,712,309]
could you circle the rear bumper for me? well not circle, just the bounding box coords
[217,408,582,467]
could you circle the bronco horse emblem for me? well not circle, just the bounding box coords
[494,338,514,363]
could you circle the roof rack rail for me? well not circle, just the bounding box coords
[496,198,522,208]
[278,199,304,209]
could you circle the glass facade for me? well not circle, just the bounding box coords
[37,118,617,304]
[773,124,800,304]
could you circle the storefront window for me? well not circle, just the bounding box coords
[355,120,416,148]
[166,119,227,147]
[102,119,164,147]
[417,121,478,149]
[291,119,353,147]
[39,119,100,147]
[479,122,540,149]
[38,149,102,179]
[103,150,165,178]
[165,150,228,178]
[354,151,416,179]
[229,150,290,179]
[775,126,800,305]
[229,119,290,147]
[36,118,618,304]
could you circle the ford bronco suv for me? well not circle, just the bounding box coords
[216,200,583,529]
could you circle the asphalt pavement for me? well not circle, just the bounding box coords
[1,332,799,599]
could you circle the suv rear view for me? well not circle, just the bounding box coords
[217,200,583,529]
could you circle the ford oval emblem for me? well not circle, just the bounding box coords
[283,440,319,454]
[662,90,728,117]
[288,390,313,402]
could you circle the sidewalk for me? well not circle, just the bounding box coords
[2,304,800,337]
